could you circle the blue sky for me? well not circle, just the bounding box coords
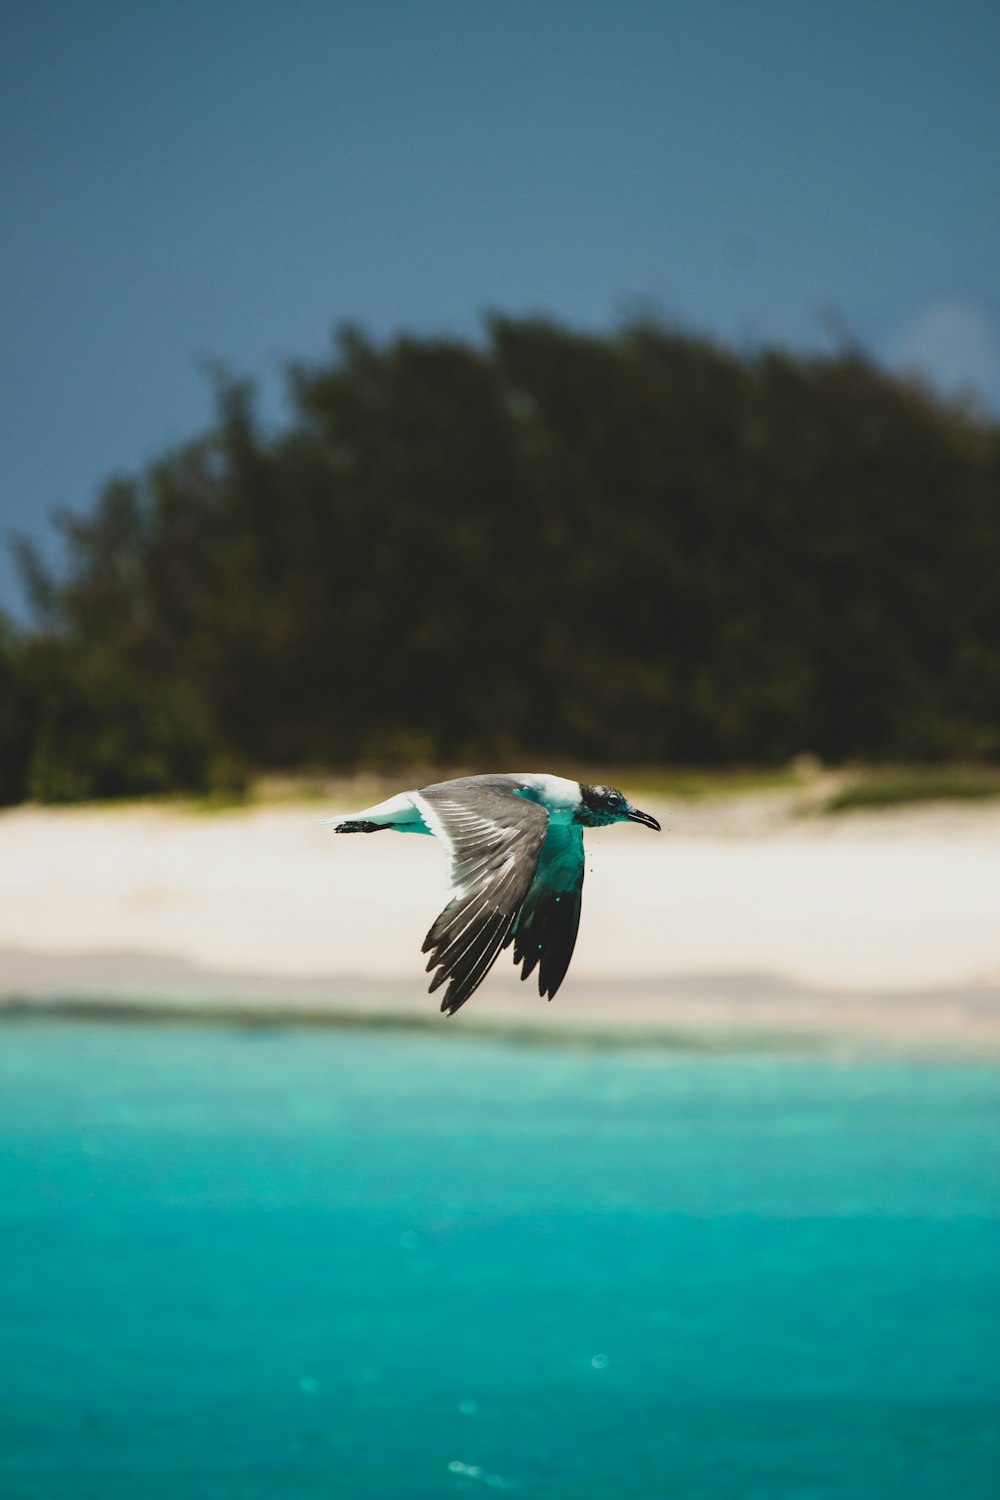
[2,0,999,614]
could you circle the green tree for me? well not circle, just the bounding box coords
[6,316,1000,802]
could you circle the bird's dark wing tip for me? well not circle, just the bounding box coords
[436,981,472,1017]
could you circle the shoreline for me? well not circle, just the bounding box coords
[3,790,999,1059]
[3,953,999,1060]
[5,999,998,1062]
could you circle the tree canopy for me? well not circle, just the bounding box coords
[4,317,999,801]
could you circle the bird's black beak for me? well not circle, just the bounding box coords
[626,806,661,831]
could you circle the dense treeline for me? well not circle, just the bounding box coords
[3,317,1000,802]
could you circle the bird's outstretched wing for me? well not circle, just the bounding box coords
[505,822,585,1000]
[414,778,550,1015]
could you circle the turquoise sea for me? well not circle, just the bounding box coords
[1,1020,998,1499]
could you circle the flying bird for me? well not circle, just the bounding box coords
[320,773,661,1015]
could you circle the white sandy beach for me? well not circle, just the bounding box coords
[2,787,999,1051]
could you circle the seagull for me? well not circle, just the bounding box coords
[320,773,661,1015]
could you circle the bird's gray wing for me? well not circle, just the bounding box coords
[504,821,585,1000]
[414,778,550,1016]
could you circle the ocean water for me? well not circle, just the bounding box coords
[1,1021,998,1499]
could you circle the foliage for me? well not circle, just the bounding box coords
[4,317,1000,800]
[0,613,35,804]
[824,766,1000,813]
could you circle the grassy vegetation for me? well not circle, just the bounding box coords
[13,762,1000,818]
[52,765,812,814]
[246,763,825,811]
[615,766,815,799]
[824,766,1000,813]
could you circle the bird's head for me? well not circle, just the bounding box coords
[575,783,661,830]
